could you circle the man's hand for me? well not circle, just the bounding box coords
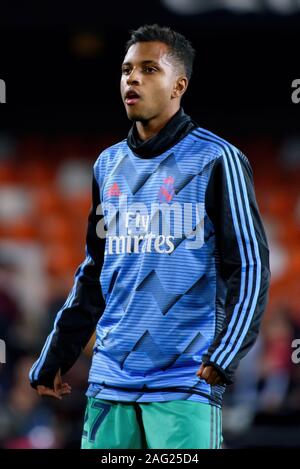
[36,369,72,400]
[196,364,223,386]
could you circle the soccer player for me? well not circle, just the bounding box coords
[29,24,271,449]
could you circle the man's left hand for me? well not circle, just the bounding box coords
[196,364,223,386]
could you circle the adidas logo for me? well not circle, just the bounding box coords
[108,182,121,197]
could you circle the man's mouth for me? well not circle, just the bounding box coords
[125,90,141,105]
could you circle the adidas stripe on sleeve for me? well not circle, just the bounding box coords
[193,130,270,384]
[29,169,106,389]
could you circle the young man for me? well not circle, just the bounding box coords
[29,25,270,449]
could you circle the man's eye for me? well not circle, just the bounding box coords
[122,68,131,75]
[144,67,156,73]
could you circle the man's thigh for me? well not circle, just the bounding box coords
[81,397,143,449]
[139,400,223,449]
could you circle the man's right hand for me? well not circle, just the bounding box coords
[36,369,72,400]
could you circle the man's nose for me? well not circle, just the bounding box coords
[126,68,141,85]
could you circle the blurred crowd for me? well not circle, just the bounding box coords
[0,132,299,448]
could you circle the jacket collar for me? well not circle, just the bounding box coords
[127,107,197,158]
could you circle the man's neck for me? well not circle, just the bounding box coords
[135,106,180,141]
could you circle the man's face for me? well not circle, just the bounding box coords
[120,41,180,122]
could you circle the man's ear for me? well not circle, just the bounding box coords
[171,76,188,99]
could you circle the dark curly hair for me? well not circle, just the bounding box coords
[125,24,196,81]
